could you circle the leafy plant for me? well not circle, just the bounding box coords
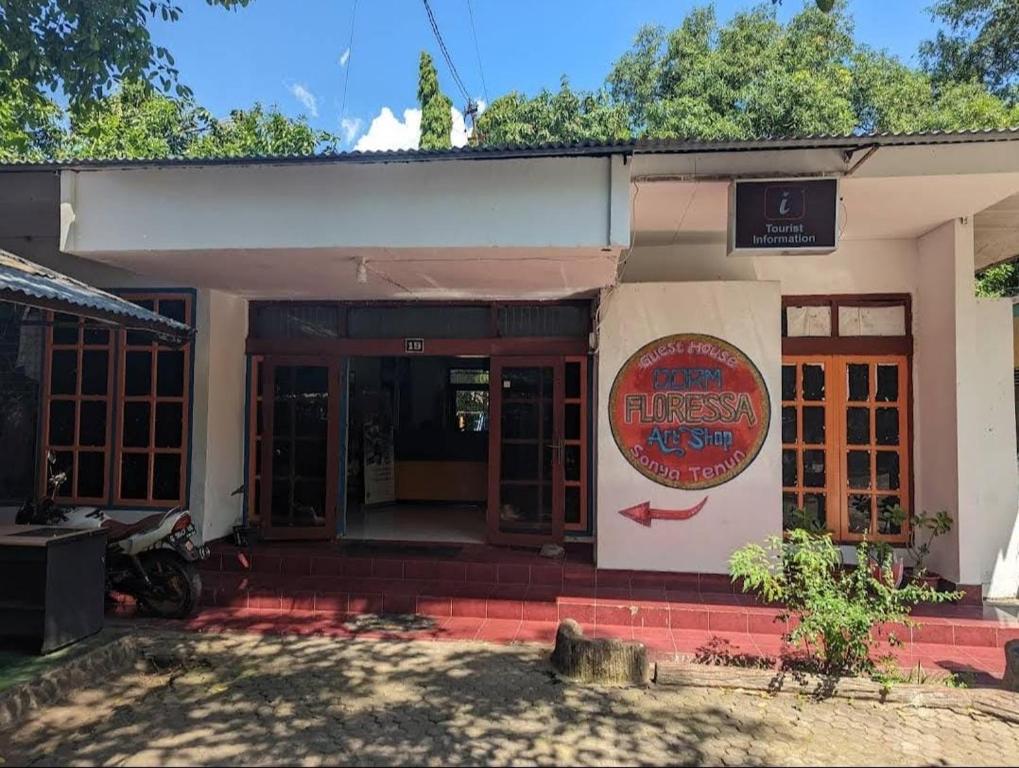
[693,636,774,669]
[872,657,972,690]
[730,527,959,677]
[908,509,954,575]
[786,505,827,536]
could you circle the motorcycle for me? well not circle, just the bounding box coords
[16,462,208,619]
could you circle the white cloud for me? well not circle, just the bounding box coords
[288,83,318,118]
[353,101,488,152]
[340,117,363,145]
[339,48,350,67]
[355,107,422,152]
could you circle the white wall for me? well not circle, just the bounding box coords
[62,155,630,253]
[624,225,1019,595]
[959,299,1019,595]
[596,281,782,573]
[915,221,962,580]
[623,237,920,295]
[915,219,1019,596]
[188,289,248,543]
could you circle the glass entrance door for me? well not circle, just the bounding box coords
[260,357,341,540]
[487,357,564,545]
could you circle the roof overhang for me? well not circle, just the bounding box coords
[629,133,1019,260]
[56,153,631,301]
[0,249,192,344]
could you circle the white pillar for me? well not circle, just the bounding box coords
[916,218,1019,597]
[188,289,249,543]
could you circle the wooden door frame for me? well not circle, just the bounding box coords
[782,354,911,544]
[833,354,911,545]
[487,356,565,546]
[260,354,342,541]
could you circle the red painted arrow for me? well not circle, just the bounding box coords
[618,497,708,527]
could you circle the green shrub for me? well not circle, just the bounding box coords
[729,528,959,676]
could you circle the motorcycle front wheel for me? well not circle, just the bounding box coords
[137,550,202,619]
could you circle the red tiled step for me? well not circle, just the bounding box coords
[196,571,1019,648]
[119,609,1006,682]
[203,544,744,593]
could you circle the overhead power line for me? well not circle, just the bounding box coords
[421,0,472,107]
[339,0,360,134]
[465,0,489,105]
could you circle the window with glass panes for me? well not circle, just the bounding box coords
[40,293,192,506]
[781,296,911,543]
[41,313,115,502]
[115,295,191,506]
[247,355,263,524]
[563,356,588,533]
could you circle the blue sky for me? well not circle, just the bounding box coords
[151,0,938,150]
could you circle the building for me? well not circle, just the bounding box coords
[1,131,1017,601]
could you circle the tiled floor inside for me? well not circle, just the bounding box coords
[343,503,487,544]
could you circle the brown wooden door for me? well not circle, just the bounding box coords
[781,354,910,544]
[487,357,565,545]
[260,356,341,540]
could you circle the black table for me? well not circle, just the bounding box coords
[0,525,107,653]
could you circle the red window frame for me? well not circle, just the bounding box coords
[113,293,192,507]
[782,294,913,544]
[39,314,116,503]
[39,293,192,507]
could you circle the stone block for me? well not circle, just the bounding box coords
[550,619,649,685]
[1003,639,1019,692]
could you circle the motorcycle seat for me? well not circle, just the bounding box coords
[101,512,167,542]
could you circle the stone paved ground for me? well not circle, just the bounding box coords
[1,630,1018,767]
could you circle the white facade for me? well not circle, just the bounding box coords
[7,135,1018,598]
[596,282,782,573]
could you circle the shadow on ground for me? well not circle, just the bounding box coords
[0,629,796,767]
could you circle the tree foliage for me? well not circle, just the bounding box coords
[976,262,1019,298]
[60,81,212,159]
[921,0,1019,103]
[607,2,1019,140]
[477,2,1018,146]
[417,51,452,151]
[1,80,335,161]
[185,103,331,158]
[0,0,252,110]
[0,76,62,162]
[476,77,629,146]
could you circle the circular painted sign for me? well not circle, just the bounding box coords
[609,333,770,490]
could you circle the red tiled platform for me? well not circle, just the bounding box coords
[114,540,1018,682]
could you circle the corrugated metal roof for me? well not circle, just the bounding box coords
[0,128,1017,171]
[636,127,1019,153]
[0,249,192,344]
[0,139,635,171]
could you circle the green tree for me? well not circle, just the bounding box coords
[0,0,253,110]
[476,77,629,146]
[186,103,333,157]
[603,1,1019,141]
[608,4,860,139]
[60,81,212,160]
[0,76,63,161]
[417,51,452,150]
[46,83,334,161]
[851,48,1019,133]
[922,0,1019,102]
[976,263,1019,298]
